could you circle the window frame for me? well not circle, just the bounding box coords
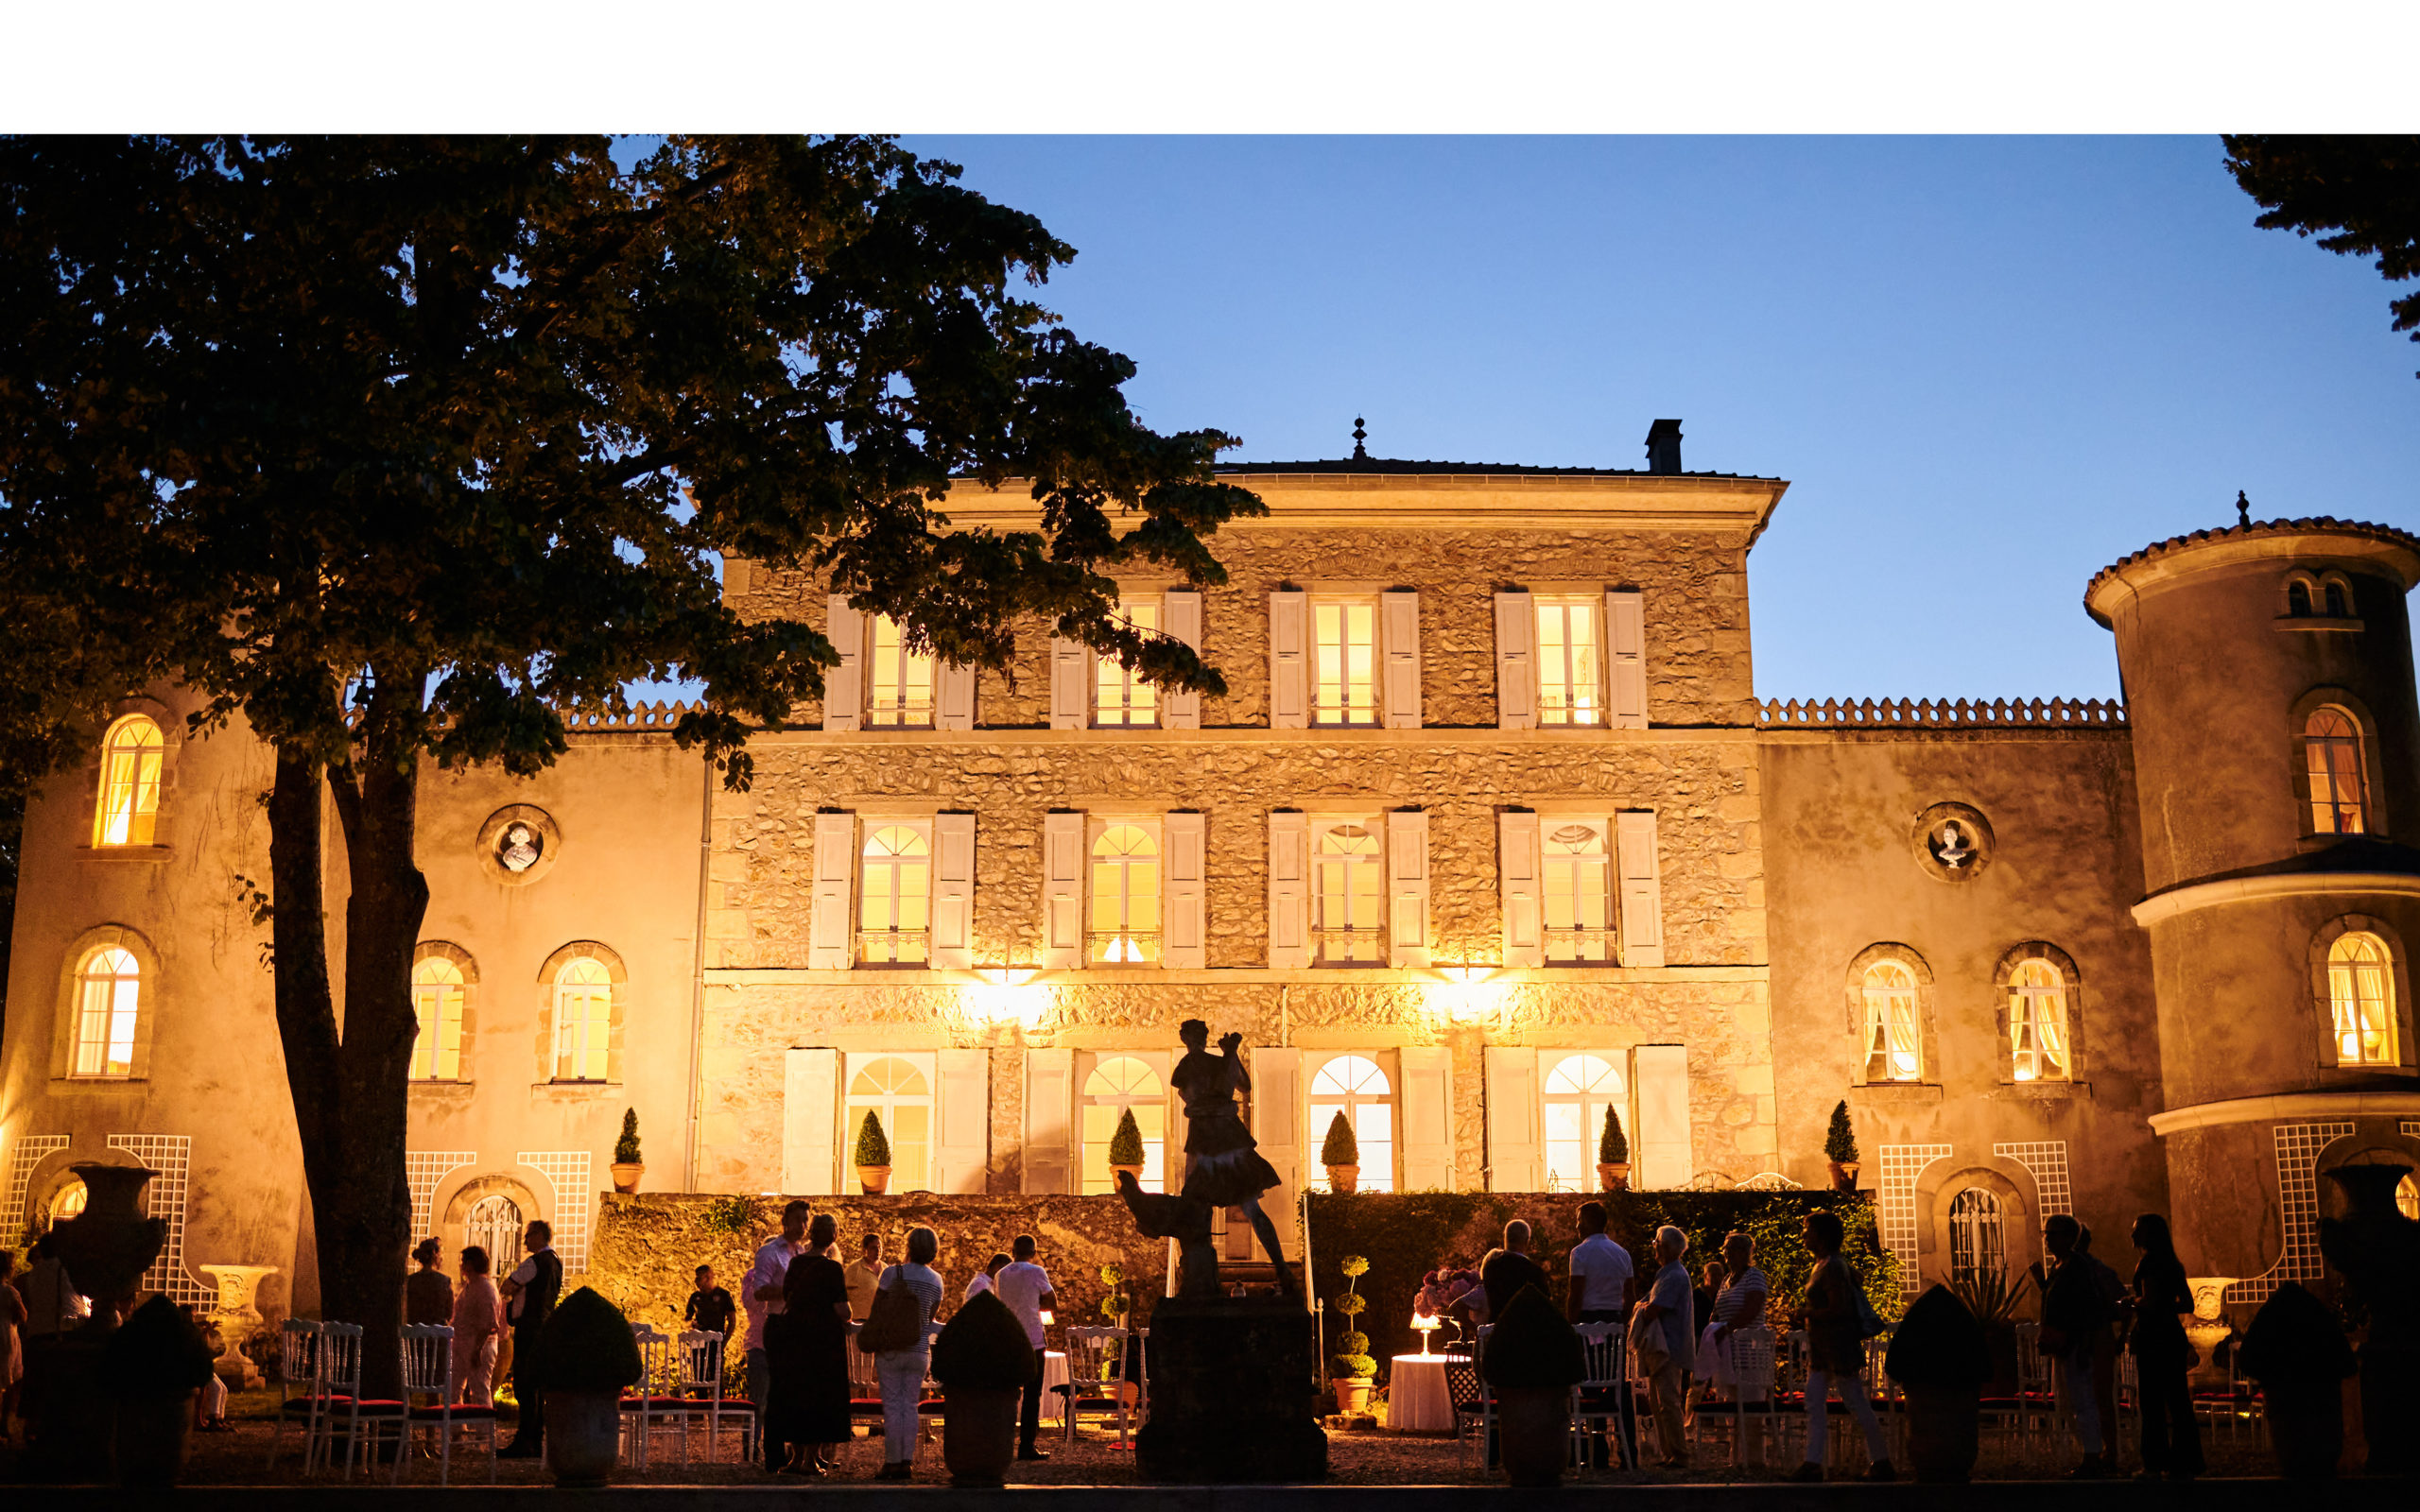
[1538,817,1614,964]
[70,945,144,1079]
[857,819,935,967]
[1538,1052,1626,1191]
[1532,596,1606,728]
[2291,689,2385,841]
[863,614,938,730]
[1993,941,2082,1085]
[50,925,160,1084]
[2310,917,2409,1069]
[1844,943,1938,1088]
[1078,1051,1171,1194]
[1306,1051,1397,1192]
[91,712,168,849]
[1085,816,1165,965]
[843,1050,937,1193]
[537,941,627,1086]
[1092,595,1165,730]
[409,941,479,1084]
[1309,815,1387,965]
[1308,594,1382,728]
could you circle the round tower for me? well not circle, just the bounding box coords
[2087,515,2420,1286]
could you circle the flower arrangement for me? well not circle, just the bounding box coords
[1417,1265,1481,1319]
[1330,1256,1374,1379]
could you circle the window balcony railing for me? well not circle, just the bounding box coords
[864,700,936,730]
[1088,930,1162,964]
[1314,926,1388,965]
[1543,927,1615,964]
[857,929,930,967]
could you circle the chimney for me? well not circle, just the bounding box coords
[1644,419,1683,475]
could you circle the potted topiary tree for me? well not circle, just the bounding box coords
[1480,1286,1584,1486]
[529,1287,644,1486]
[1107,1108,1148,1185]
[1329,1256,1375,1413]
[1824,1100,1860,1192]
[855,1109,893,1194]
[1321,1111,1360,1194]
[100,1295,216,1488]
[1597,1106,1630,1192]
[931,1289,1032,1486]
[2239,1280,2358,1478]
[1882,1284,1993,1483]
[611,1108,645,1194]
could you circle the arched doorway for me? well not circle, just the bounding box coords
[466,1194,524,1277]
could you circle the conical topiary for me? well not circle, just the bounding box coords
[614,1107,642,1164]
[1321,1110,1360,1168]
[854,1108,892,1168]
[1824,1100,1859,1164]
[1480,1285,1585,1389]
[932,1289,1036,1390]
[1599,1106,1629,1164]
[1107,1107,1146,1168]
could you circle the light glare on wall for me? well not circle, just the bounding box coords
[966,968,1046,1027]
[1425,963,1500,1022]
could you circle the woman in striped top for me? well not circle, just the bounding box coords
[1692,1231,1770,1385]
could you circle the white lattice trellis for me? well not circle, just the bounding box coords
[107,1134,210,1305]
[2225,1121,2357,1304]
[1878,1143,1953,1296]
[406,1151,478,1241]
[517,1151,594,1272]
[4,1134,71,1240]
[1993,1141,2073,1217]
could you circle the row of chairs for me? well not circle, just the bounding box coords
[268,1318,499,1484]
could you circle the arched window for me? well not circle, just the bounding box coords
[846,1056,931,1192]
[49,1177,89,1227]
[410,956,466,1081]
[1089,825,1161,963]
[2399,1173,2418,1222]
[1541,1053,1625,1191]
[466,1194,524,1276]
[2327,931,2398,1066]
[2325,578,2351,618]
[1541,822,1612,963]
[1313,821,1385,964]
[1094,598,1162,727]
[858,825,931,965]
[71,945,142,1077]
[1946,1188,2007,1285]
[551,957,614,1082]
[865,615,936,728]
[93,714,164,847]
[2008,959,2072,1082]
[1308,1054,1393,1192]
[1080,1056,1166,1194]
[2306,707,2368,835]
[2288,579,2314,617]
[1861,961,1922,1082]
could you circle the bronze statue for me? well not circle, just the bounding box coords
[1116,1020,1298,1297]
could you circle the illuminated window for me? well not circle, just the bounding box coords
[1541,1054,1624,1191]
[1541,822,1612,962]
[1536,599,1602,726]
[1311,600,1379,727]
[71,946,142,1077]
[1313,820,1385,964]
[846,1056,931,1192]
[1861,961,1922,1082]
[1095,598,1161,728]
[1088,824,1161,964]
[2399,1173,2419,1222]
[1308,1055,1393,1191]
[93,714,164,847]
[551,957,614,1081]
[858,824,931,965]
[865,615,935,728]
[1946,1188,2007,1285]
[410,956,466,1081]
[2327,931,2397,1066]
[2307,707,2368,835]
[1080,1056,1166,1194]
[2008,959,2071,1082]
[466,1194,523,1275]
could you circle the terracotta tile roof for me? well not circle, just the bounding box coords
[2085,516,2420,602]
[1214,457,1780,481]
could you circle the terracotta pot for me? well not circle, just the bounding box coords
[942,1385,1020,1486]
[1598,1162,1630,1193]
[53,1163,166,1326]
[1828,1160,1861,1193]
[1494,1384,1569,1486]
[610,1161,645,1194]
[858,1164,892,1195]
[112,1391,196,1488]
[1335,1377,1373,1413]
[544,1389,621,1486]
[1326,1163,1359,1195]
[1901,1380,1979,1483]
[1111,1163,1145,1184]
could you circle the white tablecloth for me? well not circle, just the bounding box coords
[1389,1354,1453,1433]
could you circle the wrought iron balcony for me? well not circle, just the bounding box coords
[1313,925,1387,964]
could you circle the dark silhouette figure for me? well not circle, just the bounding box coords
[1167,1020,1296,1296]
[2120,1213,2204,1481]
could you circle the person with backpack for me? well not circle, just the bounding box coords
[861,1226,943,1480]
[1787,1208,1893,1482]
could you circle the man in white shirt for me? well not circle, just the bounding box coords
[963,1251,1011,1303]
[497,1220,562,1456]
[992,1234,1057,1460]
[744,1201,811,1418]
[1564,1200,1636,1468]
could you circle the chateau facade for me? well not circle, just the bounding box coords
[6,434,2417,1320]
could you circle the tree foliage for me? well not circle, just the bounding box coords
[2224,134,2420,376]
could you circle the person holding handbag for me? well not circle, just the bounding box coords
[1787,1209,1893,1482]
[863,1226,943,1481]
[1633,1225,1694,1469]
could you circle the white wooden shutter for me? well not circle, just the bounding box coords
[1267,810,1310,969]
[1498,809,1543,969]
[823,596,863,731]
[807,811,856,970]
[930,813,977,969]
[1484,1046,1541,1192]
[781,1047,840,1194]
[1494,591,1535,730]
[1048,638,1089,730]
[934,1048,991,1194]
[1605,589,1647,729]
[936,662,977,730]
[1381,590,1422,730]
[1042,810,1086,969]
[1632,1043,1692,1189]
[1615,810,1665,969]
[1399,1045,1454,1193]
[1163,590,1203,730]
[1269,590,1307,730]
[1163,810,1207,969]
[1250,1047,1303,1243]
[1023,1047,1074,1194]
[1386,808,1432,969]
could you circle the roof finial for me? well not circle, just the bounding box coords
[2236,490,2251,527]
[1351,417,1368,462]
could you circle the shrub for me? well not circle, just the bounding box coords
[1599,1106,1628,1165]
[2239,1280,2357,1385]
[1481,1286,1584,1389]
[1883,1284,1993,1386]
[614,1108,643,1164]
[101,1295,216,1398]
[932,1290,1035,1391]
[1824,1101,1859,1164]
[1107,1108,1146,1167]
[854,1109,892,1168]
[532,1287,645,1392]
[1321,1110,1359,1168]
[1948,1267,2026,1329]
[700,1194,758,1235]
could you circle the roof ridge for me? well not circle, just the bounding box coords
[2085,515,2420,601]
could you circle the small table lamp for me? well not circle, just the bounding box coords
[1411,1311,1441,1356]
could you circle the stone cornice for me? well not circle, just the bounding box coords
[2084,517,2420,627]
[2147,1089,2420,1137]
[2131,869,2420,926]
[735,724,1760,747]
[702,964,1771,988]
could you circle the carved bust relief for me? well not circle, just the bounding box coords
[1911,801,1994,883]
[476,804,562,887]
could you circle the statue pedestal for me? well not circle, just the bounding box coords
[1134,1297,1327,1483]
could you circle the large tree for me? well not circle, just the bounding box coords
[0,135,1260,1389]
[2223,134,2420,376]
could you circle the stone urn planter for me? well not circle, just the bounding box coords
[54,1162,167,1326]
[544,1390,621,1486]
[528,1287,645,1487]
[932,1290,1033,1486]
[1883,1284,1992,1484]
[1480,1288,1584,1486]
[2184,1278,2238,1391]
[1597,1161,1630,1192]
[1325,1163,1359,1195]
[609,1162,645,1194]
[101,1295,216,1489]
[199,1263,280,1388]
[857,1163,892,1195]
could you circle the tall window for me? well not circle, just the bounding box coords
[1946,1188,2007,1285]
[410,956,467,1081]
[1095,599,1161,727]
[1080,1056,1167,1194]
[551,957,614,1081]
[865,615,935,728]
[1311,600,1379,726]
[1535,599,1602,726]
[93,714,164,847]
[1542,822,1612,962]
[466,1194,524,1275]
[1541,1054,1624,1191]
[2327,931,2398,1066]
[1861,961,1922,1082]
[859,825,931,965]
[846,1056,932,1191]
[1308,1055,1393,1192]
[1313,820,1385,964]
[2307,707,2368,835]
[1089,825,1161,963]
[2008,959,2071,1082]
[71,946,142,1077]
